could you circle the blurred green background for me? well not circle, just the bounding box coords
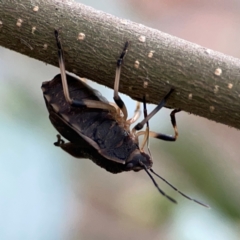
[1,0,240,239]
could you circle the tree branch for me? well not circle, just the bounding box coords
[1,0,240,129]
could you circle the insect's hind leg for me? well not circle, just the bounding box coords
[132,88,181,147]
[137,109,181,146]
[54,30,117,113]
[113,41,129,120]
[159,108,181,141]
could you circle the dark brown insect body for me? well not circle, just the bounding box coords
[42,73,151,174]
[41,30,209,207]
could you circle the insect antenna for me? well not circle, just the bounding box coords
[140,97,177,205]
[150,169,210,208]
[140,162,177,204]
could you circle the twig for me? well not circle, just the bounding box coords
[1,0,240,129]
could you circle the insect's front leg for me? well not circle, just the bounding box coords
[54,134,87,159]
[54,134,65,146]
[137,109,181,147]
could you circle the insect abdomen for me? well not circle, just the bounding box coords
[42,74,139,165]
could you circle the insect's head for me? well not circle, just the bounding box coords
[125,150,152,172]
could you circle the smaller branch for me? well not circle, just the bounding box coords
[1,0,240,129]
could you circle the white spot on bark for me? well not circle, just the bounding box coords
[188,93,192,100]
[43,44,48,50]
[33,6,39,12]
[214,68,222,76]
[205,49,211,54]
[148,50,155,58]
[143,80,148,88]
[120,19,129,25]
[138,35,146,42]
[213,85,219,94]
[31,26,36,34]
[228,83,233,89]
[209,106,215,112]
[78,32,85,41]
[134,60,140,69]
[16,18,23,27]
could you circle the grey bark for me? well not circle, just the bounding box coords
[0,0,240,129]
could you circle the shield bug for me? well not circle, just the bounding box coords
[41,30,209,208]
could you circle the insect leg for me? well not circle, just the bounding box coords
[113,41,129,120]
[137,109,181,142]
[132,88,174,133]
[139,96,151,151]
[54,29,71,104]
[54,30,117,113]
[54,134,88,158]
[127,102,141,124]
